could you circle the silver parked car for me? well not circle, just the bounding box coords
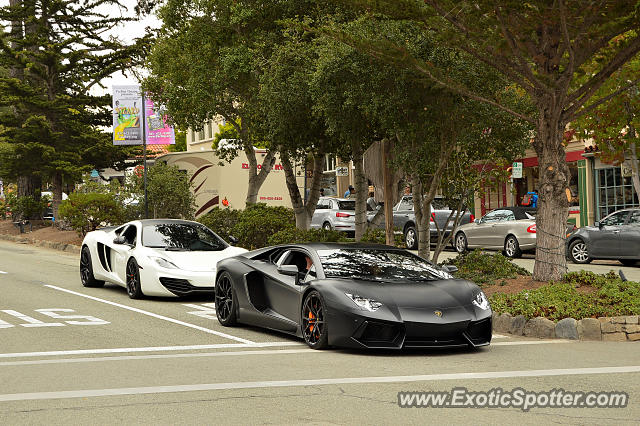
[454,207,538,258]
[310,197,356,233]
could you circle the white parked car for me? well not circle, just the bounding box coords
[80,219,247,298]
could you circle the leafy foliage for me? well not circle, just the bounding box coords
[12,195,48,221]
[490,271,640,321]
[358,228,404,247]
[197,207,241,241]
[441,249,530,286]
[58,192,124,236]
[268,228,349,246]
[230,203,296,250]
[128,162,196,220]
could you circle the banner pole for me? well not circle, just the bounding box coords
[142,91,148,219]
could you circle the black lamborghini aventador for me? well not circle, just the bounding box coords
[214,243,492,350]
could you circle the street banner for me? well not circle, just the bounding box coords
[113,85,143,145]
[145,97,175,144]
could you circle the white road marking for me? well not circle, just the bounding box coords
[0,348,315,366]
[1,310,64,327]
[1,365,638,402]
[0,342,303,359]
[183,303,217,320]
[44,285,254,344]
[492,334,507,339]
[0,270,7,274]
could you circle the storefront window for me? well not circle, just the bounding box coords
[595,167,639,219]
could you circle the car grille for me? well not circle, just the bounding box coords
[353,320,404,348]
[159,277,215,297]
[464,318,492,345]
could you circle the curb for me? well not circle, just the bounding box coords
[493,312,640,342]
[0,233,81,255]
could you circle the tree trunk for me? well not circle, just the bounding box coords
[52,172,63,225]
[382,138,395,245]
[244,147,276,206]
[280,151,324,230]
[412,180,432,260]
[532,111,569,282]
[353,143,368,241]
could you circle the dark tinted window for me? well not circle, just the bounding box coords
[317,249,451,282]
[142,223,227,251]
[601,211,628,226]
[337,200,355,210]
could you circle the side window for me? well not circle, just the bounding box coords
[399,197,413,211]
[629,211,640,225]
[122,225,137,246]
[316,200,329,210]
[601,211,627,226]
[280,250,314,276]
[482,210,503,223]
[114,226,126,236]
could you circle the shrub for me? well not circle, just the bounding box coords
[441,249,530,286]
[489,272,640,320]
[268,228,349,246]
[359,228,404,247]
[59,192,125,236]
[231,203,296,249]
[12,195,48,220]
[198,207,241,241]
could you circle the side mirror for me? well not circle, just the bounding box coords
[474,218,480,224]
[277,264,300,276]
[595,221,602,229]
[113,235,126,244]
[228,235,238,245]
[442,265,458,273]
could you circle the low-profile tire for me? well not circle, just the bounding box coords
[504,235,522,258]
[80,246,104,288]
[322,222,332,231]
[301,290,329,350]
[568,239,591,264]
[619,259,638,267]
[215,271,238,326]
[126,258,143,299]
[454,232,468,254]
[404,226,418,250]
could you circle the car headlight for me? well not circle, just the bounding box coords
[345,293,383,312]
[150,256,178,269]
[472,291,490,310]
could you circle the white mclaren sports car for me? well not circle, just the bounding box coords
[80,219,247,298]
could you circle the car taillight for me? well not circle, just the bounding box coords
[527,224,536,233]
[469,214,475,223]
[336,212,351,218]
[430,212,435,222]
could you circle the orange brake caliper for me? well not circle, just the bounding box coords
[308,311,315,332]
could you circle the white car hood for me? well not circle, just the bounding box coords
[152,246,247,272]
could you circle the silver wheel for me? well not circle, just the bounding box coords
[504,235,521,258]
[455,233,467,254]
[405,227,417,249]
[322,222,332,231]
[569,240,590,264]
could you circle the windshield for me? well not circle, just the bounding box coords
[317,249,452,282]
[142,223,228,251]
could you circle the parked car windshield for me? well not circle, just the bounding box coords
[317,249,451,282]
[142,223,228,251]
[337,200,355,210]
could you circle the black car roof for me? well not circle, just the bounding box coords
[491,206,536,220]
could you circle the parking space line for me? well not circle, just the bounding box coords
[0,270,7,274]
[0,348,316,366]
[0,342,303,359]
[1,365,639,402]
[491,340,573,346]
[492,334,507,339]
[44,285,255,344]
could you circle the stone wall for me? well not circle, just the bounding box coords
[492,312,640,341]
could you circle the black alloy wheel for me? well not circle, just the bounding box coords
[215,272,237,326]
[126,258,143,299]
[80,246,104,288]
[301,290,328,349]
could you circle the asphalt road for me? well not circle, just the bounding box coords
[1,240,638,424]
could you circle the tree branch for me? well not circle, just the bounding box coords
[571,77,640,120]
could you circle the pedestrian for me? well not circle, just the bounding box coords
[319,188,325,197]
[367,191,377,210]
[344,185,354,198]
